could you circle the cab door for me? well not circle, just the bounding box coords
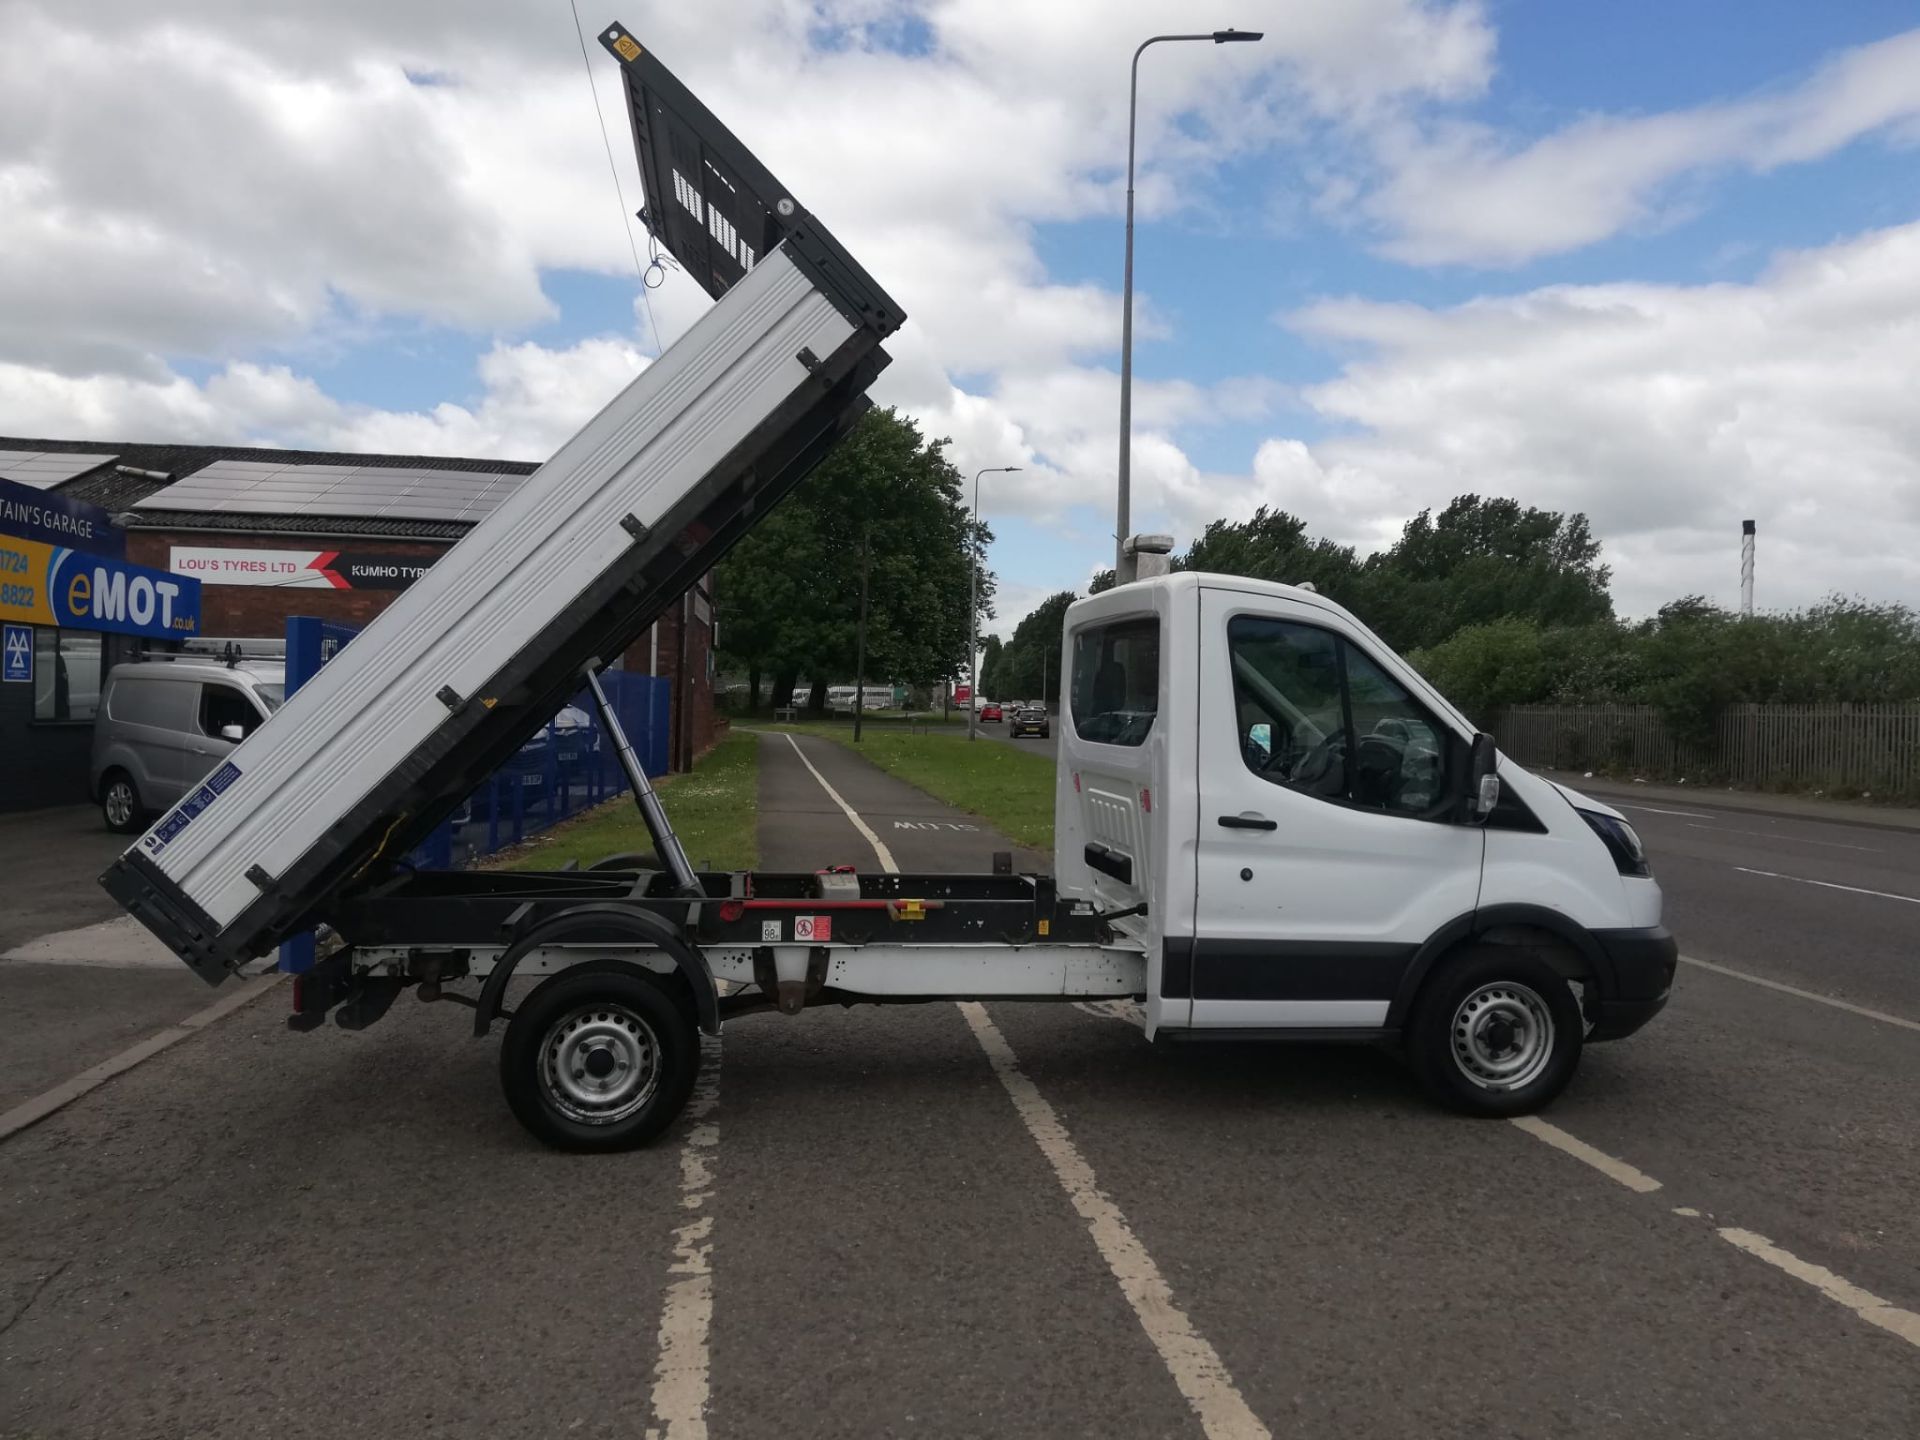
[1189,587,1483,1028]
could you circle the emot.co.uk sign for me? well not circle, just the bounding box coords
[0,536,201,639]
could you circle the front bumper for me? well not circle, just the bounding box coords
[1586,925,1678,1041]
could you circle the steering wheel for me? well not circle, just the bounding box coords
[1289,731,1346,794]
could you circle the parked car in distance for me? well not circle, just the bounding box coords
[92,656,285,832]
[979,701,1003,722]
[1010,704,1050,738]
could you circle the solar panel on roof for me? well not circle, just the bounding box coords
[134,459,532,523]
[0,449,120,490]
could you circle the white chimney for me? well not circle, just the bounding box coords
[1740,520,1755,617]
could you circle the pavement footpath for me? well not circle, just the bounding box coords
[0,807,227,1114]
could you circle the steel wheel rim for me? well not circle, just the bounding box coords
[105,782,133,827]
[1450,981,1555,1091]
[540,1003,660,1125]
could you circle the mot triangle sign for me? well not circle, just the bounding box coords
[2,623,31,683]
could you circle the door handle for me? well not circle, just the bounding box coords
[1217,814,1277,831]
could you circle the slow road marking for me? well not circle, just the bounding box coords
[782,733,1268,1439]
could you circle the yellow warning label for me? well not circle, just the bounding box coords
[611,33,641,61]
[1038,919,1051,936]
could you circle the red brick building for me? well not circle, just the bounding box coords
[1,437,715,808]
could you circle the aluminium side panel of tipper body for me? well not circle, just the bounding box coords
[101,21,905,984]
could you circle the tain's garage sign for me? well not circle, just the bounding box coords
[0,538,201,640]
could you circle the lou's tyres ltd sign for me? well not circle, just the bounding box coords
[0,537,201,639]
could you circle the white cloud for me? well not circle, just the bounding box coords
[1363,27,1920,266]
[1228,221,1920,615]
[4,0,1916,637]
[0,338,648,461]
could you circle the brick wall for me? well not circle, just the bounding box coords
[619,577,716,771]
[131,528,718,773]
[125,531,448,637]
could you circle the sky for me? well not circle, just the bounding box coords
[3,0,1919,643]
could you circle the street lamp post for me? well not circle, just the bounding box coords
[968,465,1022,741]
[1116,27,1262,580]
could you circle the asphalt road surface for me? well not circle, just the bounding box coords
[2,737,1917,1437]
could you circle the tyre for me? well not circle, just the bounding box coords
[1407,945,1583,1116]
[499,962,701,1152]
[101,771,143,834]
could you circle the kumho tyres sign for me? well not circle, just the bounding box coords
[0,535,201,639]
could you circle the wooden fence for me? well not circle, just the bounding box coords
[1490,704,1920,799]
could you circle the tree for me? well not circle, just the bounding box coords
[717,408,992,709]
[1179,506,1362,602]
[993,591,1077,707]
[1360,495,1613,651]
[976,634,1004,700]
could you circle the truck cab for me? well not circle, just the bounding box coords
[1056,573,1674,1108]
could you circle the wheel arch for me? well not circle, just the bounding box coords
[1386,904,1609,1029]
[474,903,718,1039]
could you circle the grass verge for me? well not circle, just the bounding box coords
[496,728,760,872]
[760,722,1056,850]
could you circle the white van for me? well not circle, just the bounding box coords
[91,657,285,832]
[1055,573,1671,1103]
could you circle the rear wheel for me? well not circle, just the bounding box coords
[101,771,142,833]
[500,963,700,1151]
[1408,946,1582,1116]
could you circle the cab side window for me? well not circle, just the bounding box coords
[199,684,263,740]
[1226,616,1449,817]
[1069,618,1159,747]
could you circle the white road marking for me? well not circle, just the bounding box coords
[647,1033,722,1440]
[0,974,282,1142]
[1688,823,1879,853]
[1734,866,1920,905]
[1611,803,1715,819]
[960,1002,1270,1440]
[781,733,899,871]
[782,735,1266,1439]
[1679,955,1920,1034]
[1517,1114,1920,1352]
[1718,1227,1920,1349]
[1508,1116,1663,1193]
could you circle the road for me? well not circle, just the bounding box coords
[2,736,1917,1437]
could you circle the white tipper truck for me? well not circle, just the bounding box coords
[103,22,1675,1151]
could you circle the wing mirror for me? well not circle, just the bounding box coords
[220,723,245,742]
[1466,731,1500,822]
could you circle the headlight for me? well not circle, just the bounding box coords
[1578,810,1650,877]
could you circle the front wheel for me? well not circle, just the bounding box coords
[500,963,700,1151]
[1407,946,1583,1116]
[101,771,143,833]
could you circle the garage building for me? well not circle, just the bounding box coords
[0,438,716,814]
